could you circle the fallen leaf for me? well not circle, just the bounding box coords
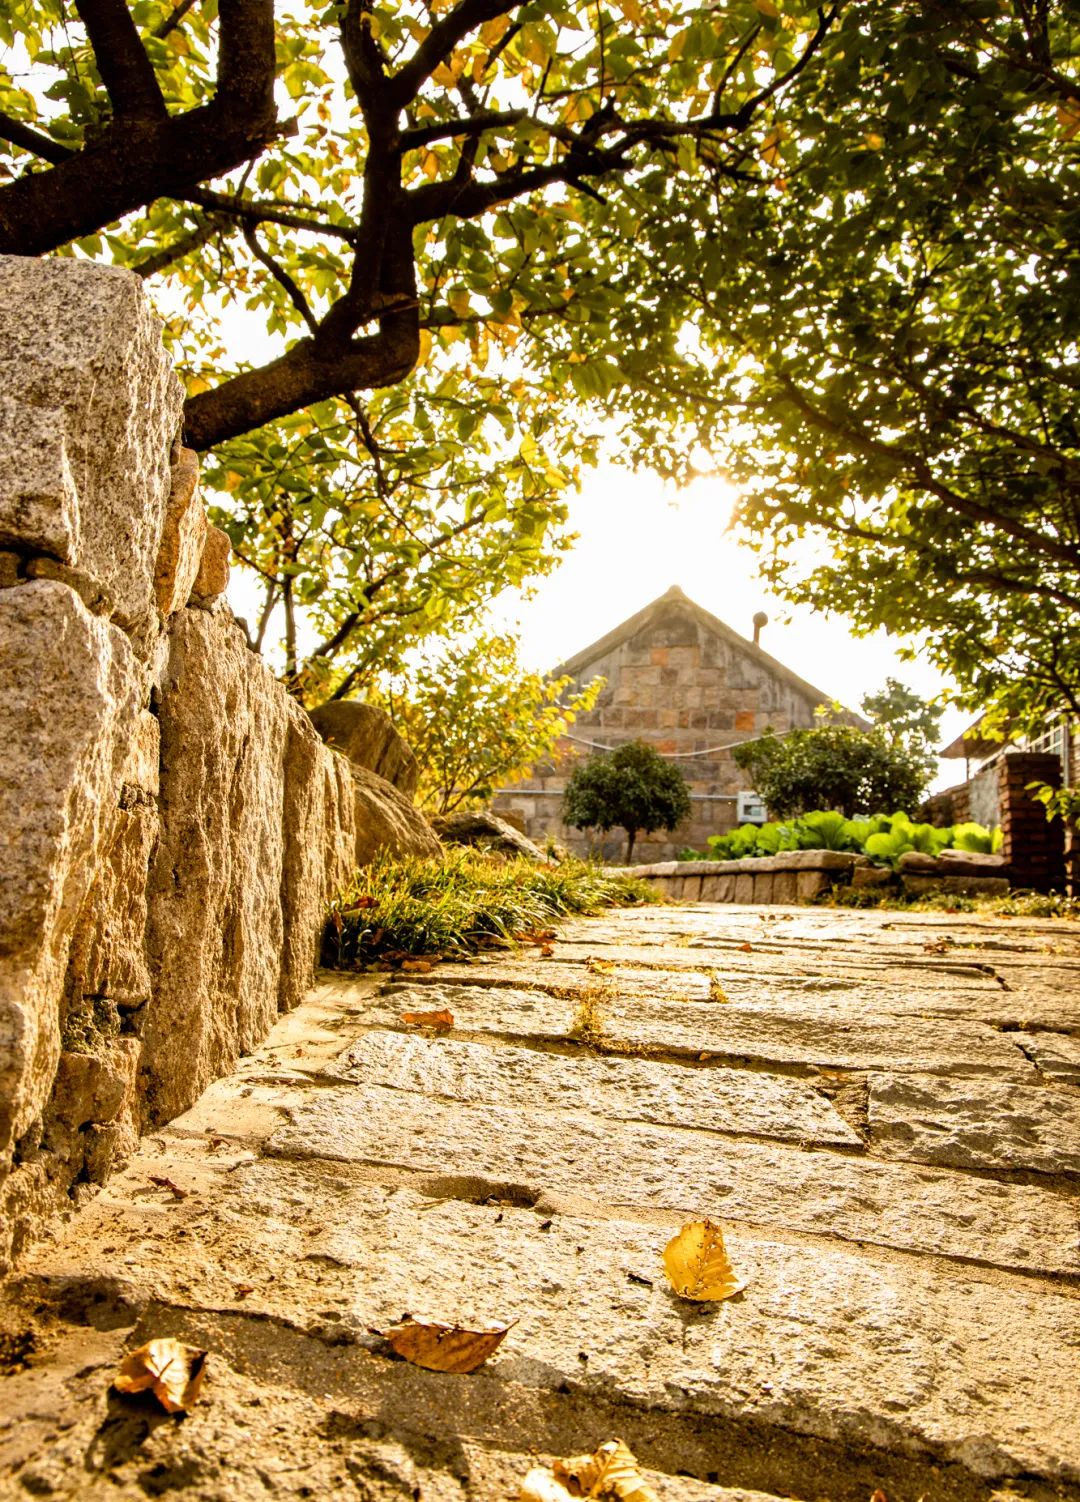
[586,957,615,973]
[148,1175,188,1200]
[554,1440,659,1502]
[114,1338,207,1413]
[401,958,434,973]
[401,1008,454,1029]
[662,1219,746,1302]
[540,944,554,957]
[233,1284,255,1299]
[737,942,753,952]
[373,1315,514,1372]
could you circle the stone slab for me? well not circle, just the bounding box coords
[0,395,80,561]
[402,959,712,1002]
[867,1071,1080,1174]
[371,982,1035,1078]
[268,1083,1079,1274]
[327,1029,862,1146]
[1015,1030,1080,1082]
[17,1157,1080,1488]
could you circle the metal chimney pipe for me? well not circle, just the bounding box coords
[752,611,768,647]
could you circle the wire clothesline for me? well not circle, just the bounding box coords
[561,729,781,760]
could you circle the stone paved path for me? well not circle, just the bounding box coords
[3,903,1080,1502]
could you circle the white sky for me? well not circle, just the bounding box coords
[480,464,970,790]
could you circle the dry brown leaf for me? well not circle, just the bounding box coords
[546,1440,658,1502]
[662,1219,746,1302]
[520,1469,574,1502]
[374,1315,514,1372]
[737,941,753,953]
[586,957,615,973]
[114,1338,207,1413]
[148,1175,187,1200]
[400,1008,454,1029]
[401,958,434,973]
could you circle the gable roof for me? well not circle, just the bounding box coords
[555,584,860,718]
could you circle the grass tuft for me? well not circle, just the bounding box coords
[323,848,662,969]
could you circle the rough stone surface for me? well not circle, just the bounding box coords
[152,446,206,615]
[329,1028,861,1145]
[0,582,143,1166]
[309,699,421,795]
[353,763,440,867]
[0,256,184,628]
[372,979,1034,1076]
[5,902,1080,1501]
[1015,1029,1080,1082]
[140,608,352,1126]
[432,808,548,861]
[269,1082,1078,1274]
[191,521,232,601]
[867,1071,1080,1174]
[0,395,80,561]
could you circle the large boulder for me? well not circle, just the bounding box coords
[308,700,420,798]
[353,765,441,868]
[0,582,144,1168]
[0,256,183,634]
[432,809,548,862]
[139,609,356,1125]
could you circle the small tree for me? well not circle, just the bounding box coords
[562,741,691,863]
[372,632,600,816]
[861,678,944,784]
[733,724,931,821]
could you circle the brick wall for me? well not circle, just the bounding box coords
[998,751,1064,891]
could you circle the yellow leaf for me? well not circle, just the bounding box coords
[760,125,784,165]
[555,1440,659,1502]
[614,0,643,23]
[447,287,472,318]
[114,1338,207,1413]
[375,1315,514,1372]
[415,328,433,368]
[401,1006,453,1026]
[662,1219,746,1301]
[422,148,440,180]
[1058,103,1080,141]
[864,131,884,150]
[667,27,690,62]
[480,15,511,47]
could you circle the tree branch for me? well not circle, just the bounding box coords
[390,0,512,107]
[73,0,167,119]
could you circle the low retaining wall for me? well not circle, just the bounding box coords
[622,851,1010,904]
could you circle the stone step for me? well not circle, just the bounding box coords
[17,1152,1080,1495]
[267,1079,1079,1276]
[371,981,1035,1078]
[325,1029,862,1147]
[867,1071,1080,1175]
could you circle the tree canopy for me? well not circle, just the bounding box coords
[3,1,1078,733]
[371,629,600,811]
[606,1,1080,735]
[562,739,691,861]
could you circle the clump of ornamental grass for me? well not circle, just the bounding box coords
[323,847,661,969]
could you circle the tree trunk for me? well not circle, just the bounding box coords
[625,828,637,864]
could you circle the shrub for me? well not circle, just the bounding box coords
[694,811,1000,869]
[733,723,931,819]
[562,740,692,863]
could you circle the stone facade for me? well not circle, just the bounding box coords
[493,586,835,860]
[0,256,435,1269]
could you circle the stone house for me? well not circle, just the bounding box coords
[492,585,840,860]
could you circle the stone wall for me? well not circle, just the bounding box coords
[0,257,436,1269]
[494,588,825,860]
